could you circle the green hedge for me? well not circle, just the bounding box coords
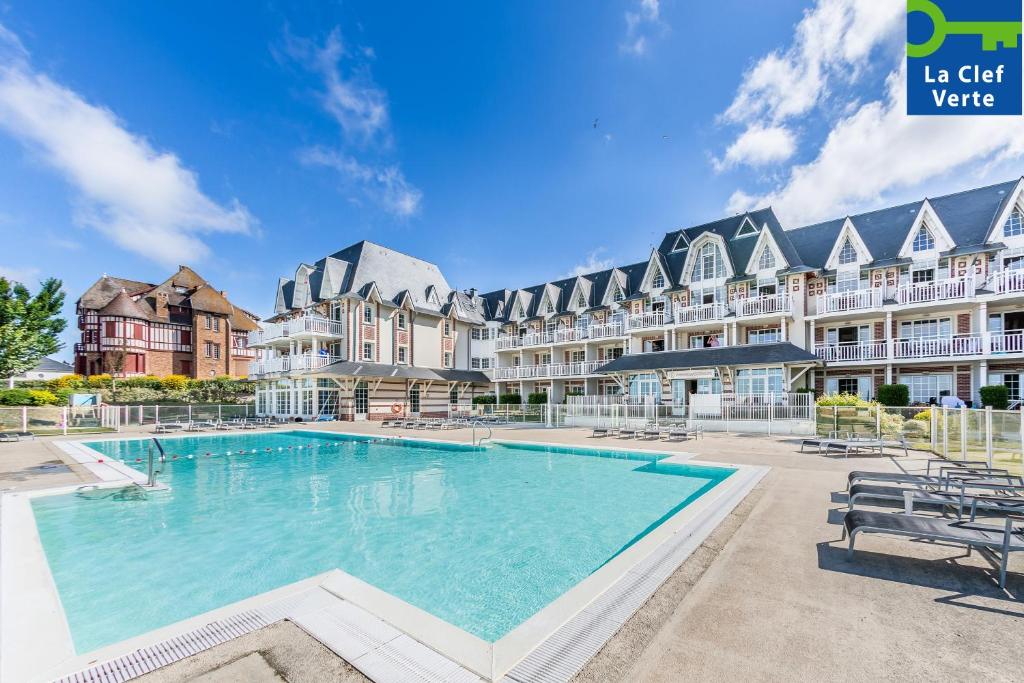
[527,392,549,405]
[876,384,909,407]
[498,393,522,404]
[472,394,497,405]
[0,388,61,406]
[979,385,1009,410]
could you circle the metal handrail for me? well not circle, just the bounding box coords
[471,420,492,447]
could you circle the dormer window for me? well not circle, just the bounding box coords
[837,239,858,265]
[1005,208,1023,237]
[912,225,935,252]
[545,301,554,314]
[757,247,776,271]
[576,291,586,308]
[734,217,758,238]
[692,243,725,282]
[611,283,624,302]
[671,233,688,252]
[652,272,665,289]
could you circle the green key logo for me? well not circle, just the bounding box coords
[907,0,1022,115]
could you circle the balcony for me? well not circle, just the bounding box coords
[987,269,1024,295]
[814,341,888,363]
[814,288,883,315]
[894,335,982,359]
[588,321,625,339]
[494,335,521,350]
[552,327,587,343]
[248,353,342,378]
[894,276,974,306]
[735,294,791,318]
[248,316,344,347]
[989,331,1024,354]
[493,360,604,380]
[627,311,669,330]
[673,302,728,325]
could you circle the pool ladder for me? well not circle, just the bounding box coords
[471,421,492,447]
[145,438,167,487]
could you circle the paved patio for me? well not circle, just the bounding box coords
[3,422,1021,681]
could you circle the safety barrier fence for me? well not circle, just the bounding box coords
[0,404,253,435]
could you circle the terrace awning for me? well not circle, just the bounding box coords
[595,342,820,374]
[305,360,490,384]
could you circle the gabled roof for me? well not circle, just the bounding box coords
[98,289,154,320]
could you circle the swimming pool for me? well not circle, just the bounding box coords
[31,431,734,655]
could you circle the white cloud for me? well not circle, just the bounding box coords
[299,147,421,218]
[564,248,614,278]
[285,27,421,216]
[714,124,796,170]
[728,64,1024,225]
[0,23,255,268]
[0,265,40,284]
[621,0,666,56]
[718,0,901,168]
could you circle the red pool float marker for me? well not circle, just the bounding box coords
[135,458,142,463]
[97,458,104,463]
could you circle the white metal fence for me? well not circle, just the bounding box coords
[0,403,254,435]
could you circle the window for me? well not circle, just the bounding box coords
[899,374,952,404]
[912,225,935,252]
[443,319,451,336]
[409,387,421,413]
[748,328,781,345]
[471,328,480,340]
[471,357,480,369]
[544,299,554,314]
[757,247,776,271]
[989,372,1021,401]
[735,368,783,395]
[689,334,721,348]
[692,243,725,282]
[576,291,587,308]
[825,376,872,400]
[444,351,452,367]
[397,346,407,364]
[204,342,221,359]
[651,271,665,289]
[276,388,291,414]
[363,342,374,360]
[911,268,935,284]
[1004,208,1023,237]
[363,306,374,324]
[837,238,858,265]
[204,315,212,330]
[628,373,661,400]
[354,381,368,414]
[396,312,407,330]
[570,350,586,363]
[835,269,862,293]
[671,233,689,251]
[735,218,758,238]
[900,318,951,339]
[613,286,624,302]
[450,388,459,404]
[212,317,220,332]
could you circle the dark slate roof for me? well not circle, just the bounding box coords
[788,179,1018,267]
[596,343,819,373]
[32,357,74,373]
[309,360,488,383]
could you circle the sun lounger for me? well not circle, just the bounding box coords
[0,432,18,442]
[846,466,1015,490]
[844,508,1024,587]
[848,482,1024,517]
[641,426,662,440]
[591,427,610,438]
[617,428,637,439]
[662,427,691,442]
[154,423,185,433]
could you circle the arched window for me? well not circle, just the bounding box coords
[1004,208,1023,237]
[837,238,858,265]
[912,225,935,252]
[757,247,776,271]
[651,271,665,288]
[691,243,725,282]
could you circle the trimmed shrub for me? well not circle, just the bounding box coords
[527,392,549,405]
[0,388,60,406]
[912,408,932,422]
[876,384,909,407]
[48,374,86,391]
[86,374,113,388]
[161,375,190,392]
[815,392,869,407]
[472,394,497,405]
[498,393,522,404]
[102,387,165,404]
[979,385,1010,410]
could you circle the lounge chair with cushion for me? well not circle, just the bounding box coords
[846,466,1015,490]
[591,427,610,438]
[0,432,18,443]
[154,423,185,433]
[617,427,637,439]
[641,425,662,440]
[844,507,1024,588]
[848,482,1024,518]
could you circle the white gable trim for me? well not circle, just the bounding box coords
[602,271,627,305]
[681,232,735,284]
[898,200,954,258]
[824,218,874,270]
[640,250,669,292]
[744,227,789,275]
[537,285,559,317]
[670,232,689,252]
[985,177,1024,244]
[733,216,759,239]
[567,277,590,311]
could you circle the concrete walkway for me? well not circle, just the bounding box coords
[5,422,1022,681]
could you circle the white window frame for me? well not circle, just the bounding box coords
[362,341,374,361]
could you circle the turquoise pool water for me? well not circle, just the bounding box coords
[32,432,733,653]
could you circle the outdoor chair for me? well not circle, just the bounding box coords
[0,433,18,442]
[848,481,1024,519]
[847,467,1017,490]
[641,425,662,440]
[617,427,638,439]
[154,423,185,433]
[591,427,610,438]
[844,506,1024,588]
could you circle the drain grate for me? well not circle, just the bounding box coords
[52,610,269,683]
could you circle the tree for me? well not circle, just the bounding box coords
[0,277,67,388]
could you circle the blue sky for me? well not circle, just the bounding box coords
[2,1,1024,361]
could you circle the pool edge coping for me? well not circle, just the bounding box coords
[5,432,767,683]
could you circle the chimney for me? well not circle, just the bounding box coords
[467,288,478,297]
[220,290,228,299]
[155,291,169,318]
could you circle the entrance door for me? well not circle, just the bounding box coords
[354,381,369,419]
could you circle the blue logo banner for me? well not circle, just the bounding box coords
[907,0,1022,115]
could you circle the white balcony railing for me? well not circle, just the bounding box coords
[814,341,887,362]
[990,331,1024,354]
[735,294,791,318]
[987,269,1024,295]
[815,288,883,315]
[588,321,625,339]
[553,327,587,343]
[248,353,342,377]
[627,311,668,330]
[673,302,728,325]
[495,335,521,350]
[894,276,974,305]
[492,360,604,380]
[248,316,344,347]
[893,335,982,359]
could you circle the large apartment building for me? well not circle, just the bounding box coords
[75,266,260,379]
[252,177,1024,420]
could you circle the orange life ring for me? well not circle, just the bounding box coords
[391,403,403,414]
